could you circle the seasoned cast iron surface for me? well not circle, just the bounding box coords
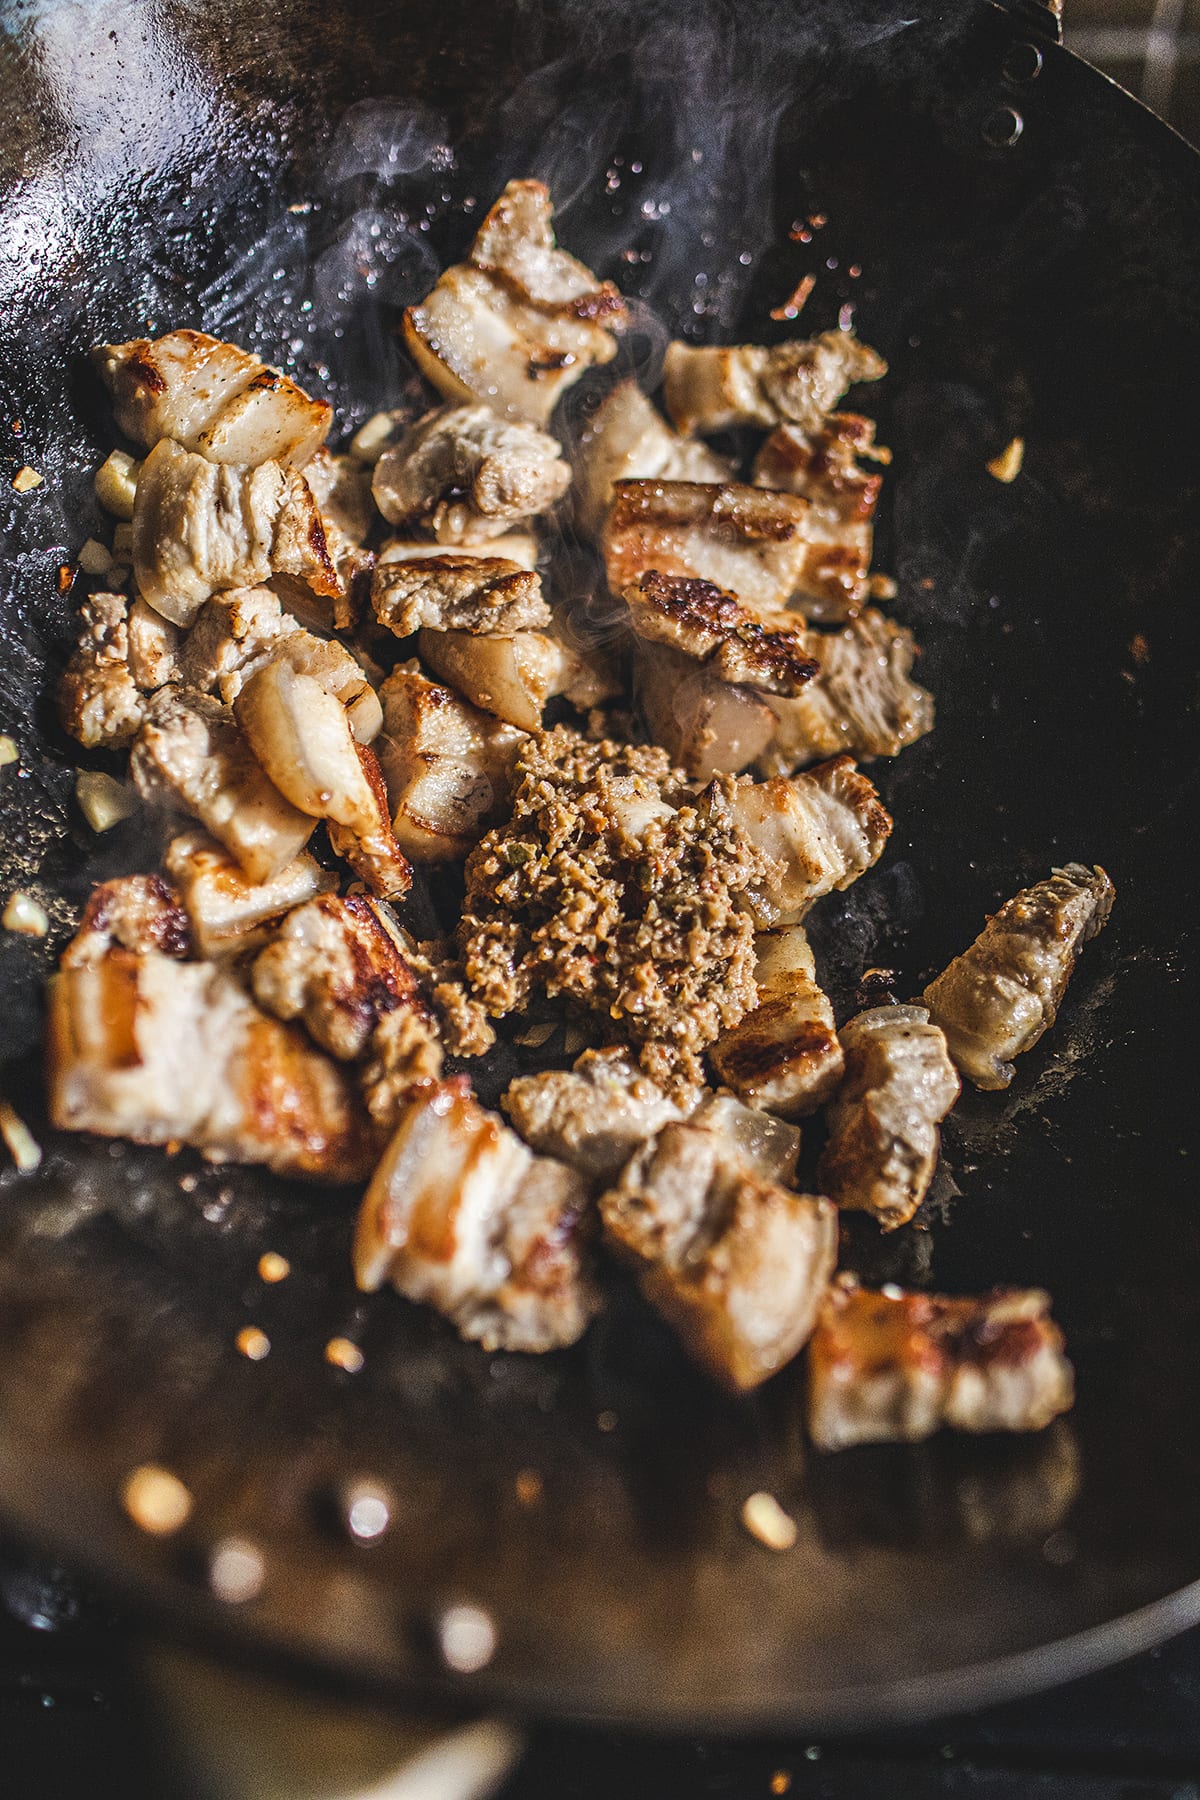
[1,0,1199,1726]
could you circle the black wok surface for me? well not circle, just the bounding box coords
[2,0,1199,1729]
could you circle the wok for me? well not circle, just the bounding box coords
[2,0,1199,1733]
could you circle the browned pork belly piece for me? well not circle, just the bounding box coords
[252,893,432,1061]
[47,878,376,1180]
[816,1005,960,1232]
[624,571,818,697]
[633,638,778,782]
[731,755,892,928]
[752,413,888,620]
[503,1047,694,1185]
[303,448,375,547]
[372,404,571,542]
[354,1081,597,1352]
[710,926,844,1119]
[131,687,316,883]
[419,625,619,733]
[93,329,331,468]
[600,1096,835,1391]
[807,1277,1074,1450]
[573,379,734,534]
[922,864,1115,1091]
[371,555,551,639]
[663,331,886,438]
[181,586,382,742]
[373,662,526,860]
[233,660,411,899]
[403,179,627,425]
[164,830,336,959]
[59,592,159,749]
[756,609,933,776]
[604,479,814,618]
[379,532,540,572]
[131,439,341,627]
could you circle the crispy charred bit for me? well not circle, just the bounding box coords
[353,1080,598,1352]
[76,873,192,960]
[371,556,550,639]
[922,864,1115,1090]
[456,728,771,1092]
[757,609,933,775]
[710,926,843,1119]
[371,404,571,542]
[92,329,331,468]
[600,1095,836,1391]
[625,571,819,697]
[817,1005,960,1231]
[807,1277,1074,1450]
[663,332,886,438]
[164,830,335,960]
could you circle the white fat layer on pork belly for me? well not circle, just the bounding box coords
[663,331,886,438]
[573,379,733,535]
[92,329,332,468]
[757,609,933,774]
[600,1095,833,1392]
[354,1082,597,1353]
[132,439,341,627]
[503,1047,694,1184]
[402,180,627,425]
[418,626,616,733]
[164,830,336,959]
[807,1280,1074,1451]
[710,926,844,1120]
[922,863,1115,1090]
[816,1005,960,1232]
[371,555,550,639]
[373,662,526,860]
[731,755,892,927]
[372,404,571,542]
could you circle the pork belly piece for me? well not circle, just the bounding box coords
[379,532,540,572]
[816,1005,960,1231]
[663,331,886,438]
[303,447,375,547]
[757,609,933,776]
[807,1278,1074,1450]
[503,1046,692,1184]
[132,439,340,627]
[403,179,627,425]
[164,830,335,959]
[372,404,571,542]
[69,873,193,959]
[574,379,733,534]
[48,884,376,1180]
[600,1099,834,1391]
[373,662,525,860]
[252,893,430,1061]
[354,1081,597,1352]
[922,864,1116,1091]
[753,412,886,618]
[131,687,316,883]
[371,555,550,639]
[710,926,843,1119]
[634,638,778,782]
[93,329,331,467]
[58,592,151,749]
[418,626,618,732]
[731,755,892,927]
[624,571,818,697]
[604,479,813,617]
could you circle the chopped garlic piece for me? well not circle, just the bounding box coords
[350,409,406,464]
[76,537,113,576]
[94,448,140,519]
[3,891,49,936]
[740,1490,798,1551]
[11,466,42,493]
[121,1464,192,1536]
[0,736,17,767]
[76,770,138,833]
[987,437,1024,483]
[0,1099,42,1172]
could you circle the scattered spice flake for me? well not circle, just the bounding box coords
[258,1251,291,1283]
[770,1774,793,1796]
[1130,632,1150,666]
[325,1336,364,1373]
[57,565,74,594]
[236,1326,271,1362]
[3,891,49,937]
[0,735,18,767]
[11,466,42,492]
[919,576,937,592]
[121,1464,193,1536]
[770,273,816,322]
[740,1491,797,1551]
[515,1469,543,1506]
[987,437,1025,483]
[0,1098,42,1172]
